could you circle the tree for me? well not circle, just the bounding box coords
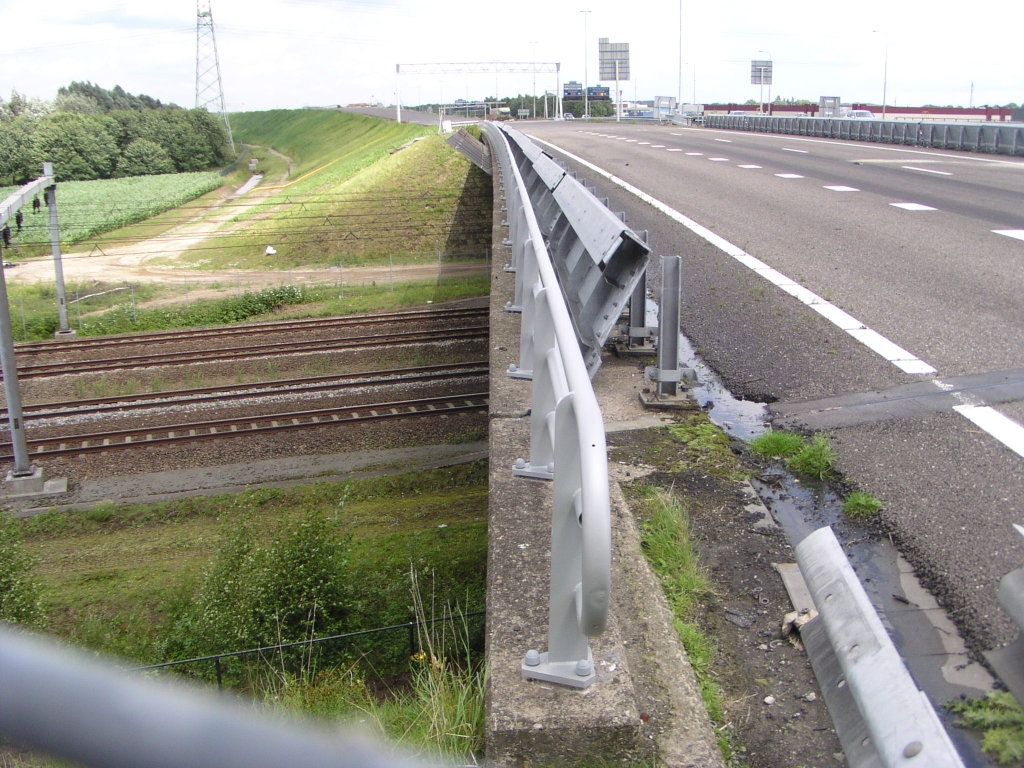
[33,112,119,180]
[117,138,175,176]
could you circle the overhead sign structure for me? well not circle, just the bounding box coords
[750,60,773,85]
[598,38,629,122]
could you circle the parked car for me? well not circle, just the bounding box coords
[847,109,875,119]
[563,113,575,120]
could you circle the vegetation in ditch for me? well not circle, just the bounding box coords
[749,428,838,481]
[949,692,1024,764]
[637,486,739,763]
[842,491,883,519]
[748,429,804,460]
[666,413,746,479]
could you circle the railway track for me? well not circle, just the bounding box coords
[4,362,489,420]
[13,306,489,357]
[11,326,489,379]
[0,392,489,461]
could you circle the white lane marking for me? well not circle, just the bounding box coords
[670,133,683,136]
[824,185,860,192]
[527,133,936,375]
[685,152,703,155]
[782,148,809,153]
[715,138,732,143]
[651,145,666,148]
[903,165,952,176]
[891,202,937,211]
[616,137,629,141]
[626,139,638,143]
[775,173,804,179]
[953,405,1024,459]
[638,141,651,145]
[667,148,683,152]
[994,230,1024,241]
[709,157,729,162]
[738,165,762,169]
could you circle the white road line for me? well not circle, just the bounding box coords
[994,230,1024,241]
[824,185,860,192]
[667,148,683,152]
[738,165,762,169]
[782,148,809,153]
[891,203,937,211]
[651,145,666,148]
[953,405,1024,459]
[685,152,703,155]
[903,166,952,176]
[638,142,651,145]
[671,133,682,136]
[526,133,936,376]
[709,157,729,162]
[715,139,732,143]
[775,173,804,179]
[626,139,638,143]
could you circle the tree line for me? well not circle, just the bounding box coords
[0,83,233,184]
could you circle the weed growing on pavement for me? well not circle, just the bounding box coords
[637,486,743,763]
[786,435,838,480]
[950,692,1024,764]
[843,491,883,519]
[666,413,745,478]
[748,429,804,460]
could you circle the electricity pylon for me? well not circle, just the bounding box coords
[195,0,234,151]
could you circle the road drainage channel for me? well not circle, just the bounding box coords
[671,324,994,764]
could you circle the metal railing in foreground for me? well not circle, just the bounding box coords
[483,121,612,689]
[795,528,965,768]
[0,625,425,768]
[704,114,1024,156]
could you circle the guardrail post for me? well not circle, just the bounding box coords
[508,245,539,379]
[645,255,691,398]
[513,287,562,480]
[984,526,1024,705]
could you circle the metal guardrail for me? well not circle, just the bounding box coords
[704,115,1024,156]
[795,527,965,768]
[983,525,1024,705]
[498,124,650,377]
[483,121,612,689]
[0,625,423,768]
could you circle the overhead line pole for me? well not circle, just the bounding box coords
[581,10,591,118]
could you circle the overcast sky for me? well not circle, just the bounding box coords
[0,0,1020,112]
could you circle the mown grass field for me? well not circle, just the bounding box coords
[181,111,492,270]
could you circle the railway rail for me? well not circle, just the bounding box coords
[3,362,488,421]
[0,392,489,461]
[9,326,489,379]
[13,306,489,357]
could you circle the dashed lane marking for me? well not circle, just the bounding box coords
[709,157,729,162]
[526,133,937,377]
[953,405,1024,459]
[667,148,683,152]
[782,148,809,153]
[685,152,702,155]
[715,138,732,142]
[626,139,638,142]
[825,186,860,192]
[738,164,762,169]
[651,145,666,148]
[638,141,651,145]
[775,173,804,179]
[903,166,952,176]
[994,230,1024,241]
[891,202,937,211]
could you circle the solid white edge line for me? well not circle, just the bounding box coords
[993,230,1024,241]
[953,405,1024,459]
[526,133,937,376]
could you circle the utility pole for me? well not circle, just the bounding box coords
[43,163,71,336]
[678,0,683,112]
[195,0,234,151]
[531,42,539,118]
[581,10,591,118]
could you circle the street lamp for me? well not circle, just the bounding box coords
[677,0,683,111]
[530,41,539,119]
[759,50,772,114]
[872,30,888,119]
[581,10,591,118]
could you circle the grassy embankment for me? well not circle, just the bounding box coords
[5,110,492,341]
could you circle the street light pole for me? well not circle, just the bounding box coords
[531,41,539,119]
[677,0,683,112]
[759,50,772,115]
[873,30,888,119]
[581,10,591,118]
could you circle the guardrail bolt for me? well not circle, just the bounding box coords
[903,741,923,758]
[525,649,541,666]
[514,458,527,470]
[508,364,518,373]
[575,658,593,676]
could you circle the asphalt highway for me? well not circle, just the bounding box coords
[522,119,1024,663]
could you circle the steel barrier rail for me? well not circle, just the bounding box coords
[983,525,1024,705]
[703,115,1024,156]
[498,125,650,377]
[795,528,965,768]
[483,121,612,689]
[0,625,422,768]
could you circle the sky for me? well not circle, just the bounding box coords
[0,0,1020,113]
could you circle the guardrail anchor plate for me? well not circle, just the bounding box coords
[521,649,595,688]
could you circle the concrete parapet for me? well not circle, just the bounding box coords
[484,145,723,766]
